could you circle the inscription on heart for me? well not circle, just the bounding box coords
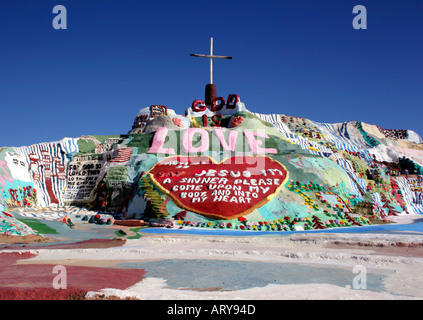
[147,156,289,220]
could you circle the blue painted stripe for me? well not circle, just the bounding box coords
[140,221,423,236]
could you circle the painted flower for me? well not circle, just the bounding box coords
[207,222,213,227]
[172,117,185,128]
[231,116,244,128]
[177,220,183,225]
[240,225,245,230]
[220,222,226,228]
[227,223,232,228]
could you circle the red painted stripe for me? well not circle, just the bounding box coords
[0,252,146,300]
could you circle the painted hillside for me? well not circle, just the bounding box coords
[1,94,422,233]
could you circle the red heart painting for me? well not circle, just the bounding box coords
[147,156,289,220]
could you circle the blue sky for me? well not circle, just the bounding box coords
[0,0,422,147]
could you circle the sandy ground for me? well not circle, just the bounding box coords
[0,234,50,244]
[2,214,420,300]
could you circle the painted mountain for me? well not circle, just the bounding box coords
[1,94,422,232]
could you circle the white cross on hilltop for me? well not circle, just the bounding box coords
[190,37,232,85]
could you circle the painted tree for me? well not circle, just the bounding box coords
[380,193,398,216]
[311,215,326,229]
[141,176,169,219]
[390,177,399,191]
[372,202,386,219]
[173,210,187,221]
[343,212,362,226]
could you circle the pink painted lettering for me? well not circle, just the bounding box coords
[212,129,239,151]
[182,128,209,153]
[243,131,277,154]
[147,127,176,154]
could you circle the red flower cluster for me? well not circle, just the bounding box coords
[231,116,244,128]
[172,117,185,128]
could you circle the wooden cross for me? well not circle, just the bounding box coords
[190,37,232,84]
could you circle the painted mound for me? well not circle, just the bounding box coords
[1,94,422,234]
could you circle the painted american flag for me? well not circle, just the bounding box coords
[110,148,133,163]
